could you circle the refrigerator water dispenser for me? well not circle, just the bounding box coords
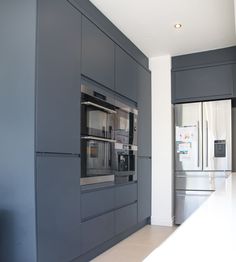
[214,140,226,158]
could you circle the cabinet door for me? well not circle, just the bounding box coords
[115,183,137,208]
[115,45,138,101]
[172,64,234,103]
[82,16,115,90]
[36,155,81,262]
[138,157,151,222]
[36,0,81,154]
[81,212,114,254]
[137,67,151,157]
[233,64,236,97]
[81,188,114,220]
[115,203,137,235]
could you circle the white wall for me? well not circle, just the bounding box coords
[149,55,173,226]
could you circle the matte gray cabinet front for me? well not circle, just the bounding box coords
[36,0,81,154]
[137,67,151,157]
[82,16,115,90]
[115,45,139,102]
[115,183,137,208]
[81,212,115,254]
[81,187,114,220]
[115,203,137,235]
[172,64,234,103]
[138,157,151,222]
[233,64,236,96]
[36,155,81,262]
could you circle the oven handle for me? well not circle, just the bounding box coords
[81,101,117,114]
[115,143,138,151]
[81,136,116,143]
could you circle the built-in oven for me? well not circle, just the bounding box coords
[80,81,116,185]
[81,84,116,139]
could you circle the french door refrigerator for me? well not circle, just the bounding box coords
[174,100,232,224]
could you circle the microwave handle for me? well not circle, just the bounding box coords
[81,101,116,114]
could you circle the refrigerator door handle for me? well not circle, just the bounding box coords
[176,190,212,197]
[206,120,209,167]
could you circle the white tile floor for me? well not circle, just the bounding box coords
[92,225,176,262]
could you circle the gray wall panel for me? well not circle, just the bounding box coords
[0,0,37,261]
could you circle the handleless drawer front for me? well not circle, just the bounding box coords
[115,203,137,235]
[81,212,114,254]
[115,183,137,208]
[81,188,114,220]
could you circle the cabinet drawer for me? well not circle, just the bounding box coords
[81,212,114,254]
[81,188,114,220]
[115,183,137,208]
[115,203,137,235]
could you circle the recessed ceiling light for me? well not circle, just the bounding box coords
[174,23,182,29]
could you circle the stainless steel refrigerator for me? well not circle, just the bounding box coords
[174,100,232,224]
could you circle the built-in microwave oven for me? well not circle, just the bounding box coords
[80,81,116,185]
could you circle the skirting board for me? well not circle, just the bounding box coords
[151,216,174,227]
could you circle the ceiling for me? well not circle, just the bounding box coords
[90,0,236,58]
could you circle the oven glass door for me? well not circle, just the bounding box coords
[81,139,113,178]
[115,109,130,144]
[81,103,115,139]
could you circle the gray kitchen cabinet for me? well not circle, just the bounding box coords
[80,212,115,254]
[138,157,151,222]
[172,64,234,103]
[115,45,139,102]
[36,0,81,154]
[81,187,114,220]
[233,64,236,96]
[137,67,152,157]
[36,155,81,262]
[82,15,115,90]
[115,183,137,208]
[115,203,138,235]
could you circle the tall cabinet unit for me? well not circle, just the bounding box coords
[137,67,152,222]
[36,0,82,261]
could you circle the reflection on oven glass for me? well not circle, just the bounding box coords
[89,143,98,158]
[119,116,129,131]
